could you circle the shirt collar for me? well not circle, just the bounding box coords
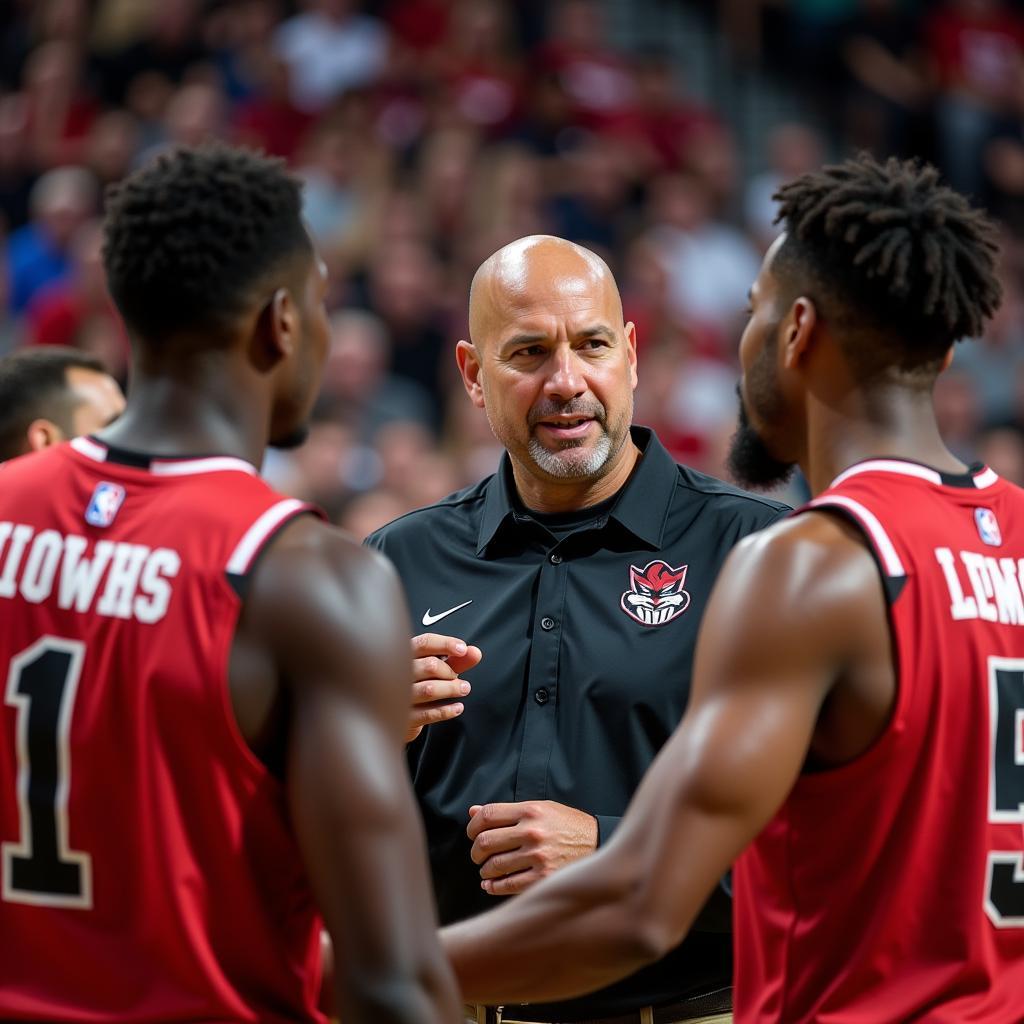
[476,426,676,556]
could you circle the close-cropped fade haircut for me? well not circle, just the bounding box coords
[102,144,310,343]
[772,154,1002,378]
[0,347,107,461]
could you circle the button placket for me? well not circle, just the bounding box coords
[512,558,567,801]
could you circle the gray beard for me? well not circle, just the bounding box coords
[527,430,614,478]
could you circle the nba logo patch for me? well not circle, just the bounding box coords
[85,482,126,527]
[975,507,1002,547]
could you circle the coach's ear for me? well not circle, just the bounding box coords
[25,418,65,452]
[456,340,485,409]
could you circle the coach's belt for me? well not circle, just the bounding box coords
[467,986,732,1024]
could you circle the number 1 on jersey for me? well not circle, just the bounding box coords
[986,657,1024,927]
[3,637,92,908]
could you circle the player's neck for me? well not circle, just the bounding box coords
[805,390,968,495]
[95,376,268,469]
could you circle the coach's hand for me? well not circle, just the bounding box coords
[467,801,598,896]
[406,633,483,744]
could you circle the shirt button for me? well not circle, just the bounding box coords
[540,616,556,631]
[550,553,563,565]
[535,688,549,705]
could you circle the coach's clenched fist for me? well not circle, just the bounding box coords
[406,632,483,744]
[467,800,598,896]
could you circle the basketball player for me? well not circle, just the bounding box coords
[442,154,1024,1022]
[0,145,460,1023]
[0,347,125,462]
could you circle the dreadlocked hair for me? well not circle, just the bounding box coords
[773,153,1002,373]
[103,143,310,343]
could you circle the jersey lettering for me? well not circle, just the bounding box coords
[936,547,1024,625]
[0,523,180,624]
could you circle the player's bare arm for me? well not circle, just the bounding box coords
[234,516,461,1024]
[443,511,893,1005]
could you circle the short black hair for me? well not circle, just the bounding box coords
[772,154,1002,377]
[0,347,107,461]
[102,144,311,343]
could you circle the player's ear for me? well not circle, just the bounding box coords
[456,340,485,408]
[781,297,817,370]
[939,345,954,374]
[25,418,64,452]
[253,288,296,370]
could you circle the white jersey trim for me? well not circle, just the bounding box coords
[831,459,999,490]
[808,494,906,577]
[226,498,306,575]
[151,456,257,477]
[831,459,941,488]
[69,437,108,462]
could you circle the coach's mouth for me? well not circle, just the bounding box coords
[535,417,596,440]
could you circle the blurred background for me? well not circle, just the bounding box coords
[2,0,1024,530]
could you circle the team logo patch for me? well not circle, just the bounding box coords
[975,507,1002,547]
[85,482,126,528]
[620,559,690,627]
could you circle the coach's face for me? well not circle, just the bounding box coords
[458,237,638,493]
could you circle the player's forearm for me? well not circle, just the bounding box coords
[443,848,675,1005]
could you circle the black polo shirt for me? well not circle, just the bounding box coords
[366,427,789,1020]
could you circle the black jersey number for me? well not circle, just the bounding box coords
[2,637,92,908]
[985,658,1024,927]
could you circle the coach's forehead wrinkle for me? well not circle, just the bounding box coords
[468,235,623,347]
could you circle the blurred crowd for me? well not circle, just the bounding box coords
[2,0,1024,533]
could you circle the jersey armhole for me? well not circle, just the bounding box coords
[791,497,910,784]
[215,498,325,783]
[802,495,908,604]
[224,498,324,597]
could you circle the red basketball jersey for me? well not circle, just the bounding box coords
[734,459,1024,1023]
[0,438,326,1023]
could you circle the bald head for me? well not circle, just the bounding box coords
[468,235,624,349]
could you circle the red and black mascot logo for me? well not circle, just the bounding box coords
[620,560,690,627]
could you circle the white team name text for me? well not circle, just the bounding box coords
[0,521,180,624]
[935,547,1024,624]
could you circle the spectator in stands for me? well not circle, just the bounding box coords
[745,122,826,248]
[274,0,389,113]
[6,164,97,315]
[836,0,929,157]
[647,171,761,352]
[25,219,129,378]
[926,0,1024,196]
[316,308,436,442]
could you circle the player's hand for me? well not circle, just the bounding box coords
[406,633,483,744]
[467,800,598,896]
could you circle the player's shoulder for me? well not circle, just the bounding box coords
[728,508,879,592]
[364,476,492,550]
[672,463,792,526]
[249,514,400,627]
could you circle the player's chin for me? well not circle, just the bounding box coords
[268,422,311,451]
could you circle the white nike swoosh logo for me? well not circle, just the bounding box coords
[421,600,473,626]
